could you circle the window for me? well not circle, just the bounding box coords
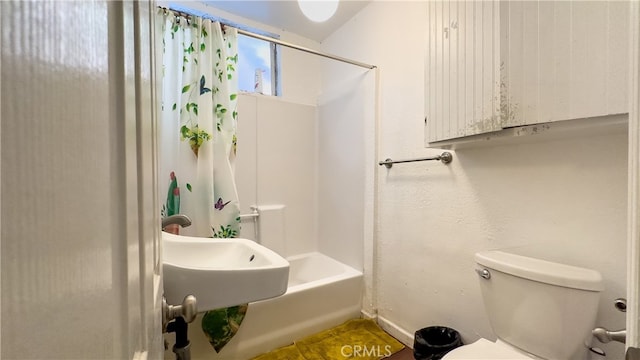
[237,34,280,96]
[163,3,281,96]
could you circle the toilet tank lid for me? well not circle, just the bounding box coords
[475,251,604,291]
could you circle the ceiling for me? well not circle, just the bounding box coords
[202,1,371,42]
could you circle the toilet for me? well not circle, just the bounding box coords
[443,250,604,360]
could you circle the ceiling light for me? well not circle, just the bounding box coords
[298,0,339,23]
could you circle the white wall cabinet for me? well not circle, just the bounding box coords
[425,0,629,144]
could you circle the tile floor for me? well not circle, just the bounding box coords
[388,347,414,359]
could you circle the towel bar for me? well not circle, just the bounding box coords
[378,152,452,168]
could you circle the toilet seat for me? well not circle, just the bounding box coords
[442,338,536,360]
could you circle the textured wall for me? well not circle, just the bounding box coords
[322,2,628,359]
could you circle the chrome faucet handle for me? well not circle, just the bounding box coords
[162,295,197,332]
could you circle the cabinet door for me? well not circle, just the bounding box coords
[425,0,630,145]
[425,0,502,143]
[503,1,629,127]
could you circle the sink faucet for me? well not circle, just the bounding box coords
[162,214,192,230]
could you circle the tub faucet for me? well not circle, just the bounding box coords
[162,214,192,230]
[592,327,626,344]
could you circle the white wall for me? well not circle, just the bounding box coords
[322,2,628,359]
[317,70,374,272]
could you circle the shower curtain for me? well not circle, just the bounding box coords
[158,9,246,353]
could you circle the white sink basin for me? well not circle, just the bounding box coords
[162,232,289,311]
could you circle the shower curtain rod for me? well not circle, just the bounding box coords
[159,6,377,70]
[235,29,376,70]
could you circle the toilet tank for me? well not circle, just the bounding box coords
[475,251,603,360]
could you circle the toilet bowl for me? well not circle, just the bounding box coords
[443,250,603,360]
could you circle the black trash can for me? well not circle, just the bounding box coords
[413,326,462,360]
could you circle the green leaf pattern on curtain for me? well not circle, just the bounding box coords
[158,9,245,354]
[201,304,249,353]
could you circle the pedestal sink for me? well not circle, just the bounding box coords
[162,232,289,311]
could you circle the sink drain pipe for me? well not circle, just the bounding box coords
[163,295,198,360]
[167,317,191,360]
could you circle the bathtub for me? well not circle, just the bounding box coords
[164,252,363,360]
